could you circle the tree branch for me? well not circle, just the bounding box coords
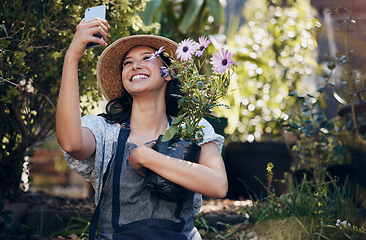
[8,102,31,147]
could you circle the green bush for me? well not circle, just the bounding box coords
[0,0,158,200]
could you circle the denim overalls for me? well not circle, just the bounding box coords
[89,120,190,240]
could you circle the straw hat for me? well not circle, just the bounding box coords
[96,35,178,101]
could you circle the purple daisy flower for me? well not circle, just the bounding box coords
[176,38,199,62]
[148,46,164,62]
[210,48,234,74]
[160,66,169,78]
[195,36,211,57]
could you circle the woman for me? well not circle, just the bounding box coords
[56,17,228,240]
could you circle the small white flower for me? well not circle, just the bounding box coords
[20,79,27,86]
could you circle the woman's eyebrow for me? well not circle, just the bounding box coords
[142,51,153,56]
[123,52,153,62]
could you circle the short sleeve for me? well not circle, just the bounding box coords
[63,115,106,184]
[197,118,225,153]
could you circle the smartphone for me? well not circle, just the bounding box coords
[84,5,106,49]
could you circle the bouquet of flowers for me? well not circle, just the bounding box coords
[149,36,235,142]
[144,36,234,202]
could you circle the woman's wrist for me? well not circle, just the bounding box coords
[138,145,156,167]
[64,48,82,63]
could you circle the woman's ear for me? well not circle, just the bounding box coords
[164,74,172,81]
[160,65,172,81]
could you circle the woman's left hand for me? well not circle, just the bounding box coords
[128,142,155,176]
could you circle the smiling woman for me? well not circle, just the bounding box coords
[121,46,170,99]
[56,17,227,240]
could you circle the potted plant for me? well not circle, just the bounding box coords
[278,83,349,187]
[325,0,366,192]
[213,0,319,199]
[143,36,235,202]
[278,0,366,190]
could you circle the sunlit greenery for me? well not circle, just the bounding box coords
[217,0,319,142]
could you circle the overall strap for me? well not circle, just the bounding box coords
[89,122,131,240]
[112,122,131,229]
[169,114,185,229]
[167,115,185,229]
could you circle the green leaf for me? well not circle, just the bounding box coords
[1,24,9,37]
[327,122,335,131]
[162,125,180,142]
[327,61,336,70]
[316,115,324,122]
[171,93,183,98]
[204,113,220,121]
[317,86,324,92]
[319,77,327,82]
[171,113,186,125]
[319,121,328,128]
[206,0,225,25]
[178,0,204,33]
[138,0,162,25]
[192,97,200,103]
[288,90,297,96]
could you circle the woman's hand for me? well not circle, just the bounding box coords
[128,142,156,176]
[67,18,110,61]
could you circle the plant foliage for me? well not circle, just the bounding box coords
[0,0,158,199]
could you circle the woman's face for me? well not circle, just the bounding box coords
[121,46,170,97]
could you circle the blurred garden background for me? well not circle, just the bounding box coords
[1,0,366,239]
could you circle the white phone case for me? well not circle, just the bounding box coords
[85,5,106,22]
[84,5,106,49]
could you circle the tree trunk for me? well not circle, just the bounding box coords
[0,152,25,200]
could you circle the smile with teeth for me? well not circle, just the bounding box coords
[131,74,149,82]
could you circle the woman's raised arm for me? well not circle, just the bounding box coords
[56,18,109,160]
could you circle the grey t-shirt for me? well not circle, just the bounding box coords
[63,115,224,239]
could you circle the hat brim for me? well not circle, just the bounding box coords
[97,35,178,102]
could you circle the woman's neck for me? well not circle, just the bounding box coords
[128,97,168,145]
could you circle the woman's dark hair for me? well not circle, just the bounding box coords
[99,50,182,124]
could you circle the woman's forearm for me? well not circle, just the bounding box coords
[56,52,96,159]
[131,142,228,198]
[56,18,108,159]
[56,52,83,152]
